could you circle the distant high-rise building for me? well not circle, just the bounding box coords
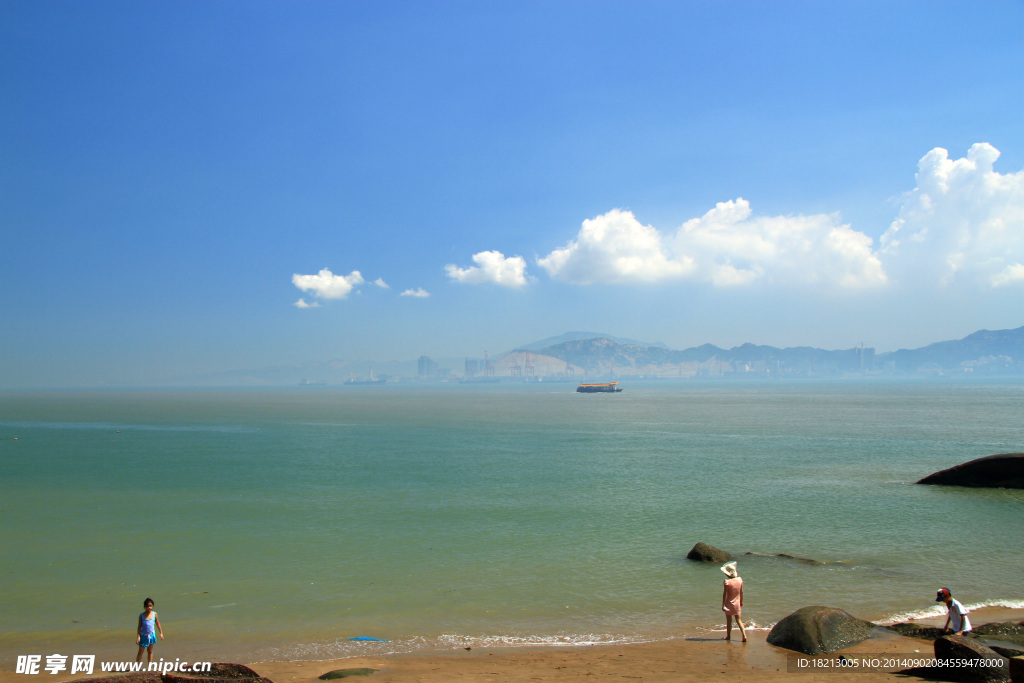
[465,358,482,377]
[856,345,875,371]
[418,355,438,378]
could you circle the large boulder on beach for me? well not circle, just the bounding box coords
[900,636,1012,682]
[933,635,1009,683]
[686,542,733,563]
[766,606,878,655]
[917,453,1024,489]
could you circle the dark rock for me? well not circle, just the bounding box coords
[163,664,272,683]
[744,551,824,565]
[162,676,272,683]
[974,622,1024,647]
[991,646,1024,660]
[917,453,1024,489]
[766,606,878,655]
[74,676,162,683]
[887,622,949,641]
[78,664,272,683]
[190,664,266,679]
[931,634,1009,683]
[686,542,733,563]
[318,669,378,680]
[888,621,1024,651]
[1010,656,1023,683]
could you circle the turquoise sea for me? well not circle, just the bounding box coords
[1,380,1022,666]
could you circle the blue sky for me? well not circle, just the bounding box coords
[2,0,1023,387]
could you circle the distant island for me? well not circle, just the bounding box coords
[175,325,1024,386]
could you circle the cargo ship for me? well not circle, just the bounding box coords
[576,382,622,393]
[344,369,385,385]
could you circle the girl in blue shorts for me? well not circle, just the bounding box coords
[136,598,164,664]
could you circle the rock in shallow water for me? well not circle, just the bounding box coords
[744,551,825,565]
[917,453,1024,489]
[686,542,733,563]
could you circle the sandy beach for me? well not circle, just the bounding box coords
[250,607,1021,682]
[251,629,918,683]
[7,607,1018,683]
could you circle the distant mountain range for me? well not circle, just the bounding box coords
[528,325,1024,377]
[513,332,668,352]
[158,324,1024,385]
[877,326,1024,372]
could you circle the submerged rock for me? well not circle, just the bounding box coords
[744,551,825,565]
[766,606,878,655]
[917,453,1024,489]
[686,542,733,563]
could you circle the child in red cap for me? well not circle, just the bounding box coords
[935,588,972,635]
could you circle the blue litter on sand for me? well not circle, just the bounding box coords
[348,636,389,642]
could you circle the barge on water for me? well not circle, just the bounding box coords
[576,382,622,393]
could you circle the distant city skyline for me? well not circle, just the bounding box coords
[2,2,1023,388]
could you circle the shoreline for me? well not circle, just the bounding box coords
[4,607,1019,683]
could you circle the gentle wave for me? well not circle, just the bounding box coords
[255,631,667,662]
[255,623,798,663]
[878,598,1024,625]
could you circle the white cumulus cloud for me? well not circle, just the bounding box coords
[537,209,693,284]
[291,268,365,300]
[538,201,887,289]
[445,250,530,287]
[880,143,1024,289]
[677,199,887,288]
[372,278,389,289]
[991,263,1024,287]
[293,298,320,308]
[401,287,430,298]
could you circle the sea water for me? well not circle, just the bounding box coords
[1,380,1022,665]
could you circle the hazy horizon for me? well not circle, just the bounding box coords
[4,323,1021,389]
[3,2,1023,388]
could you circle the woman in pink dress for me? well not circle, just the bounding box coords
[721,562,747,642]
